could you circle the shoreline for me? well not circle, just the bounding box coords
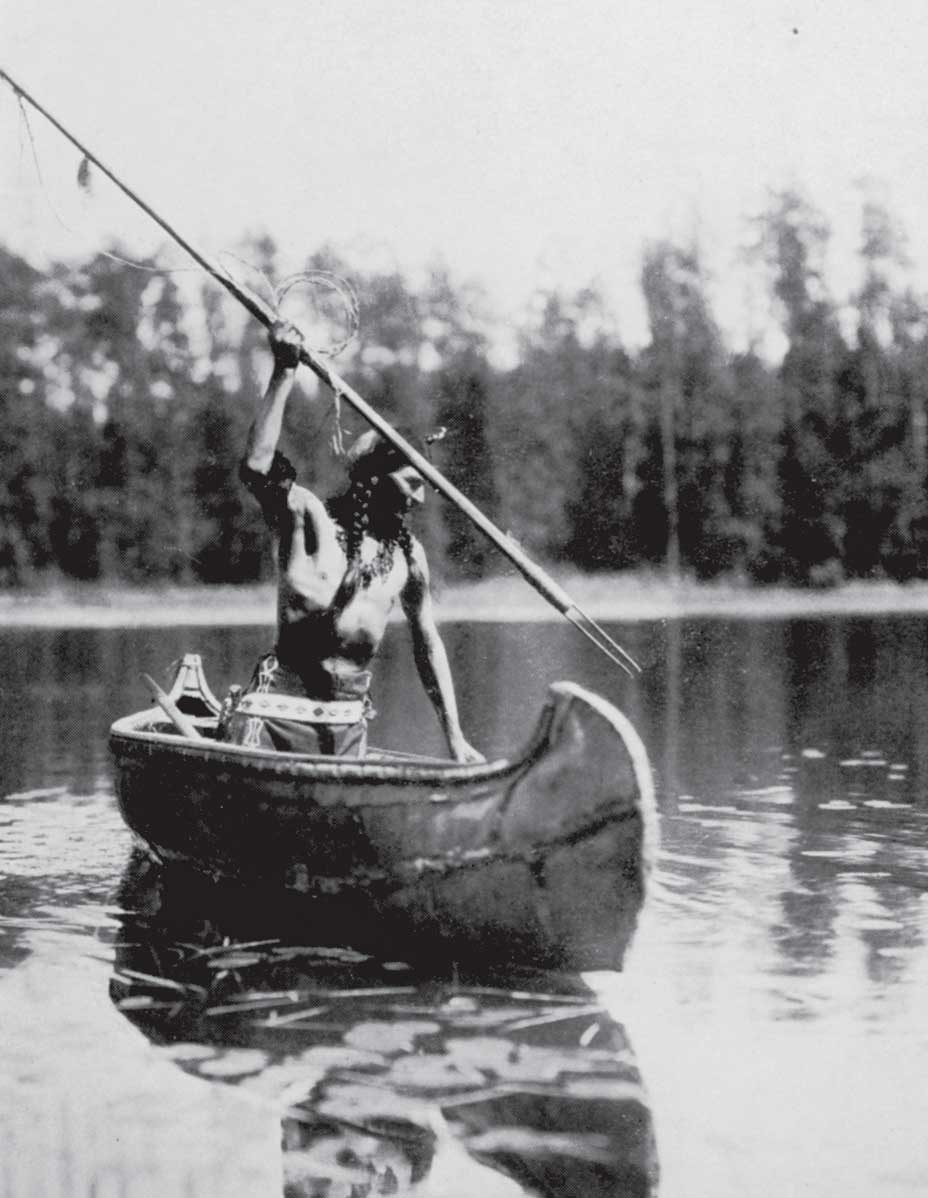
[2,574,928,628]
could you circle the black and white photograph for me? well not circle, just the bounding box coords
[2,2,927,1195]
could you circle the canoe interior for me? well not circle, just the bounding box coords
[140,714,461,766]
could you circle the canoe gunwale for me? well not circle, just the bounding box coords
[109,697,558,789]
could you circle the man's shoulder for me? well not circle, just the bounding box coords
[240,451,331,530]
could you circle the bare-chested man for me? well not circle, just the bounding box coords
[223,321,483,763]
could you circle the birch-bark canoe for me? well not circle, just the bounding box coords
[109,655,656,971]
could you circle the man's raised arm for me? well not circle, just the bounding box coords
[244,321,304,475]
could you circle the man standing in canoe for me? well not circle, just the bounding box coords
[222,320,483,763]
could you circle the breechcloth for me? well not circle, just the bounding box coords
[222,654,370,757]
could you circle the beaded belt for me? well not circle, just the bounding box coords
[235,693,366,725]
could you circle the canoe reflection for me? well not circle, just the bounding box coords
[111,851,658,1197]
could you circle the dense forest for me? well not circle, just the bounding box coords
[2,188,928,590]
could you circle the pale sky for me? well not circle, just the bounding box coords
[3,0,928,350]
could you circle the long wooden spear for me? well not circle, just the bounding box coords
[1,66,640,676]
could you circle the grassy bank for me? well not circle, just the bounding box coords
[3,572,928,628]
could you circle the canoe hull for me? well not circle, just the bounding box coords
[110,663,655,971]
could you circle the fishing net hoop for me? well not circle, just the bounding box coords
[274,271,360,359]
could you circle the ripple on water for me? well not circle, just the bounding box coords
[0,786,129,882]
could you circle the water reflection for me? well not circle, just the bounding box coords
[633,615,928,1035]
[111,851,659,1197]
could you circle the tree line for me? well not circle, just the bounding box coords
[2,188,928,590]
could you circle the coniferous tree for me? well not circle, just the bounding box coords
[565,345,646,570]
[494,288,613,561]
[754,190,848,583]
[838,199,922,579]
[422,268,497,576]
[886,287,928,576]
[640,240,736,577]
[728,349,783,579]
[432,355,498,576]
[0,249,56,583]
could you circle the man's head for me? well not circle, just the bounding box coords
[346,429,431,513]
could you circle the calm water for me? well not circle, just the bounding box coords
[1,615,928,1196]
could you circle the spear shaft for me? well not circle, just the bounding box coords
[1,65,640,676]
